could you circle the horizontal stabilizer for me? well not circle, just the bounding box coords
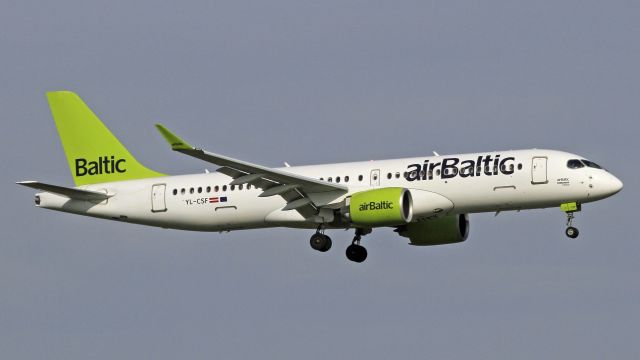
[16,181,112,201]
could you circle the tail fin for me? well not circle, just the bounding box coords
[47,91,165,186]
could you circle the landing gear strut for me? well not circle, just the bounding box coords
[346,228,369,263]
[565,212,579,239]
[310,226,332,252]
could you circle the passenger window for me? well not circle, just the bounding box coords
[189,188,194,194]
[387,173,392,179]
[230,185,235,191]
[435,169,441,176]
[345,176,349,182]
[181,188,185,195]
[358,175,363,181]
[320,177,324,181]
[172,189,177,195]
[197,187,202,193]
[239,184,243,190]
[336,176,341,183]
[222,185,227,191]
[517,163,523,170]
[206,186,211,193]
[247,184,251,190]
[328,177,333,182]
[509,164,514,172]
[214,185,219,192]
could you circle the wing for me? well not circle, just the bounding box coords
[155,124,348,219]
[17,181,112,201]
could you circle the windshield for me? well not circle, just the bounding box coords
[581,160,602,169]
[567,159,584,169]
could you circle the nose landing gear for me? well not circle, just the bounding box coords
[561,202,581,239]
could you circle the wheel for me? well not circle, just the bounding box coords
[565,226,579,239]
[346,244,367,263]
[321,235,332,252]
[310,233,332,252]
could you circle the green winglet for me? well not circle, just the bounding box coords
[155,124,194,150]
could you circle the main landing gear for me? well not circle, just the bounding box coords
[308,227,371,263]
[346,228,369,263]
[310,227,332,252]
[561,202,581,239]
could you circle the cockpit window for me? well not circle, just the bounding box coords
[567,159,584,169]
[581,160,602,169]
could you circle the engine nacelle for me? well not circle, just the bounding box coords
[396,214,469,246]
[348,187,413,227]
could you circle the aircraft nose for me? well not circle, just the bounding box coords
[608,174,623,195]
[589,172,623,200]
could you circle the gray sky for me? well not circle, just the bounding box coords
[2,0,639,359]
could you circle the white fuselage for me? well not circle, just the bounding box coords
[35,149,623,232]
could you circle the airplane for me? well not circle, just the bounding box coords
[17,91,623,263]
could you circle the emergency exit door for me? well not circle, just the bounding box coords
[151,184,167,212]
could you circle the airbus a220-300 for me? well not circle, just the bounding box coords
[18,92,623,263]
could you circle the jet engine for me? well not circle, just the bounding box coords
[347,187,413,226]
[395,214,469,246]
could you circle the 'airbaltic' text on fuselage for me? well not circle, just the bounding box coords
[405,155,516,181]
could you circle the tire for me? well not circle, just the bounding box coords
[310,233,331,252]
[346,244,367,263]
[565,226,579,239]
[321,236,332,252]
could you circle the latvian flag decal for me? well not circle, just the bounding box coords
[209,197,228,203]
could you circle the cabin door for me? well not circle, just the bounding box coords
[151,184,167,212]
[531,157,548,184]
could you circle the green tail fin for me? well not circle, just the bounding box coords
[47,91,166,186]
